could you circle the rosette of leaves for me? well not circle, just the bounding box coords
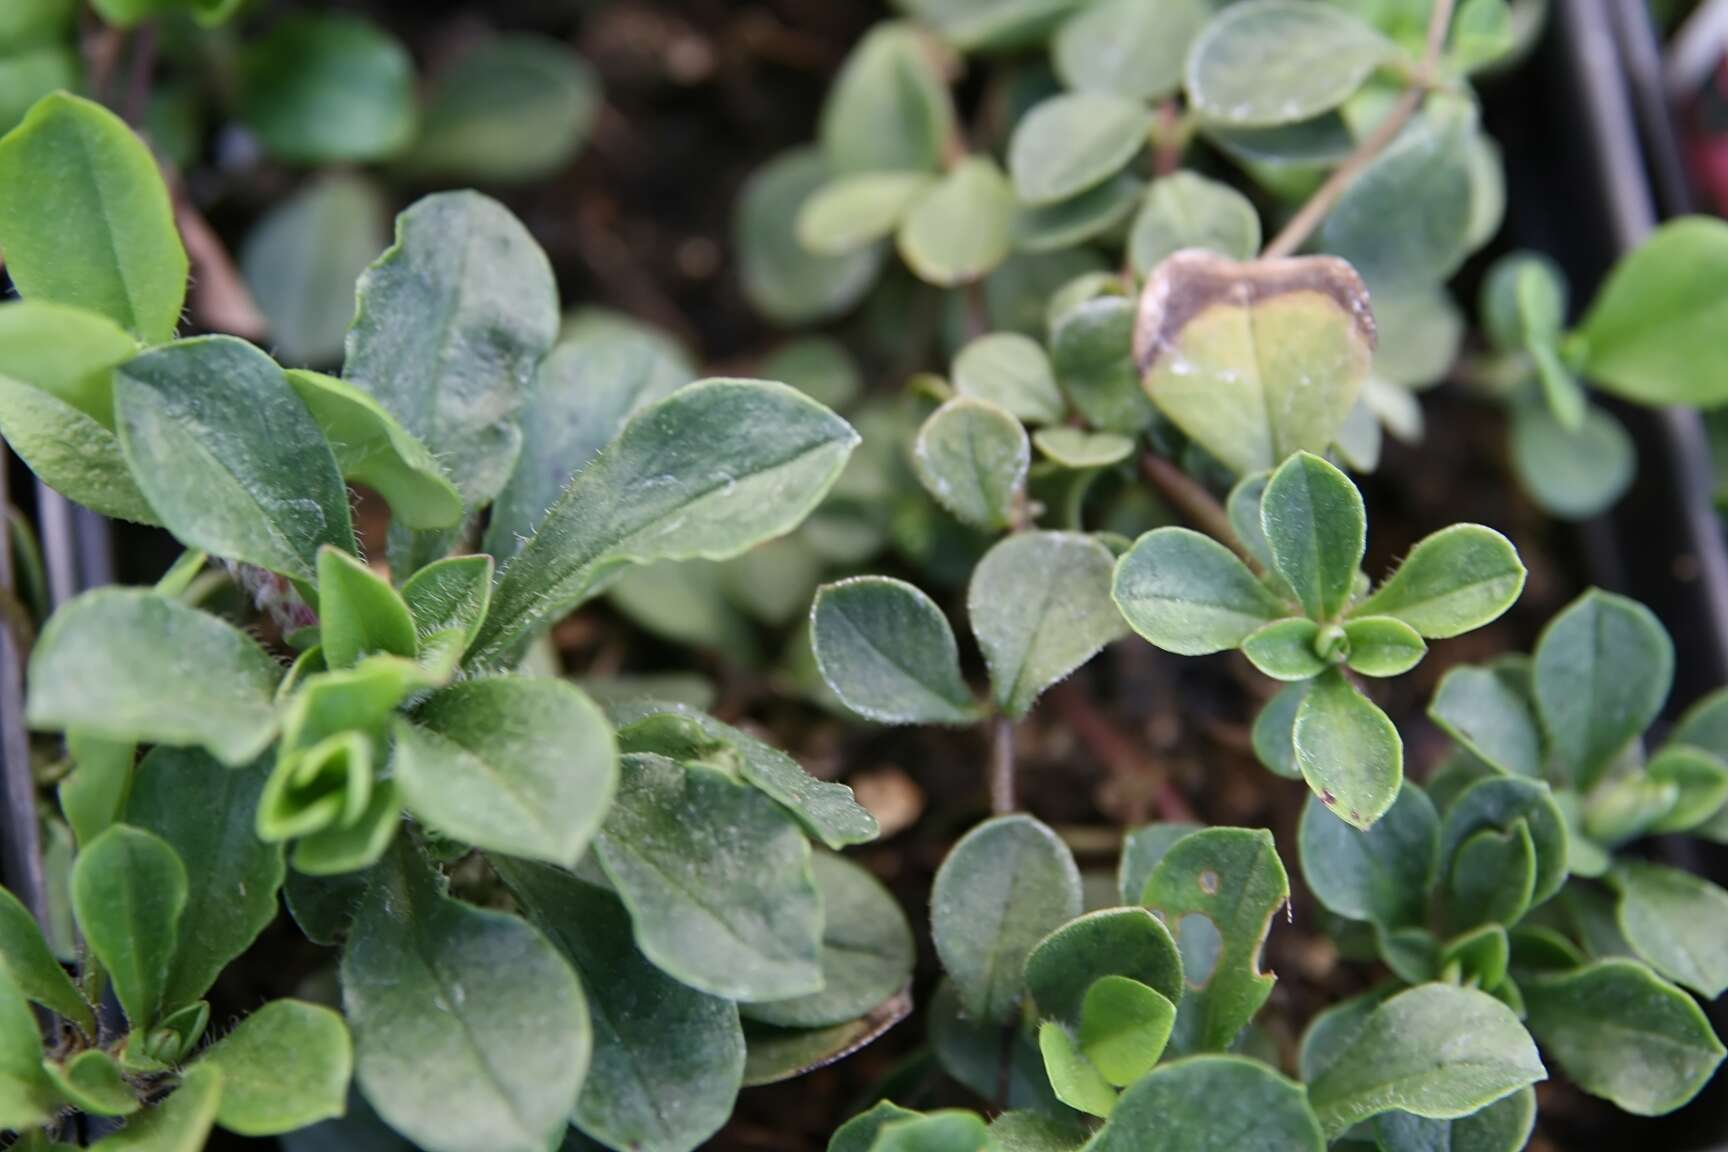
[0,90,922,1152]
[1469,219,1728,520]
[1114,450,1525,828]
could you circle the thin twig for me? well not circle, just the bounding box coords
[1262,0,1458,259]
[1138,452,1253,567]
[1051,682,1196,824]
[123,22,157,127]
[989,715,1015,814]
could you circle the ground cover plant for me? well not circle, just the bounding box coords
[2,0,1728,1150]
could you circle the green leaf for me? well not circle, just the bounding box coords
[0,959,57,1132]
[318,547,417,668]
[596,753,823,1000]
[739,148,884,326]
[239,14,415,163]
[1307,983,1544,1139]
[1025,906,1183,1024]
[61,732,135,849]
[400,555,493,653]
[496,861,743,1152]
[1128,172,1261,277]
[1353,525,1526,639]
[1573,217,1728,406]
[345,191,558,514]
[1444,820,1535,933]
[71,825,186,1030]
[1438,776,1568,906]
[1252,681,1309,779]
[396,677,615,867]
[1009,93,1151,207]
[1038,1020,1116,1118]
[0,885,91,1033]
[1241,618,1326,681]
[485,323,694,560]
[45,1048,137,1117]
[1321,115,1475,293]
[283,368,464,533]
[1509,401,1634,521]
[810,577,977,725]
[1185,0,1393,127]
[1341,616,1426,677]
[969,532,1126,718]
[0,301,157,523]
[875,1111,999,1152]
[115,336,356,579]
[1140,827,1287,1051]
[1080,976,1175,1086]
[743,853,913,1029]
[798,172,935,255]
[1427,665,1542,778]
[1298,782,1437,927]
[1293,670,1402,830]
[1050,294,1155,434]
[1053,0,1211,101]
[1033,427,1133,468]
[470,378,858,668]
[831,1101,924,1152]
[897,0,1079,51]
[1531,589,1672,787]
[90,1062,222,1151]
[1016,173,1143,254]
[1373,1087,1535,1152]
[953,332,1064,425]
[1610,861,1728,998]
[898,157,1018,287]
[1091,1055,1324,1151]
[127,748,283,1014]
[343,843,589,1152]
[89,0,237,28]
[932,814,1082,1024]
[928,978,1061,1112]
[1523,959,1725,1115]
[1261,452,1364,621]
[1113,528,1288,655]
[242,173,389,367]
[608,699,878,849]
[819,23,953,176]
[0,92,186,343]
[1644,744,1728,833]
[740,991,911,1086]
[988,1110,1089,1152]
[761,336,861,410]
[1117,822,1203,905]
[1136,251,1374,475]
[913,396,1029,531]
[403,35,598,183]
[198,1000,351,1136]
[29,589,282,767]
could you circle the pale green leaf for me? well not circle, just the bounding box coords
[1298,782,1437,927]
[199,1000,351,1136]
[1128,172,1261,277]
[1053,0,1210,100]
[1185,0,1393,127]
[1293,670,1402,830]
[1611,861,1728,998]
[953,332,1064,425]
[898,157,1017,287]
[819,23,953,176]
[739,148,884,325]
[1354,525,1525,639]
[810,576,977,725]
[1112,527,1288,655]
[1427,665,1542,778]
[1009,93,1151,207]
[913,396,1029,530]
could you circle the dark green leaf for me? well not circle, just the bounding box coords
[239,14,416,164]
[45,1048,137,1117]
[811,577,977,725]
[1261,452,1364,621]
[1428,665,1542,778]
[1113,528,1287,655]
[71,825,186,1030]
[1373,1086,1535,1152]
[1444,820,1536,933]
[1050,294,1154,434]
[1610,861,1728,998]
[198,1000,351,1136]
[1091,1055,1323,1151]
[1298,782,1437,927]
[1438,776,1568,906]
[739,991,911,1087]
[1025,906,1183,1024]
[1117,822,1203,905]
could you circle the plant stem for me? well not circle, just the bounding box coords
[1051,682,1197,824]
[1138,452,1254,567]
[1261,0,1457,259]
[124,23,157,127]
[989,715,1016,814]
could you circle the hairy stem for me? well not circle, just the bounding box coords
[1262,0,1458,259]
[1138,452,1255,568]
[989,715,1016,814]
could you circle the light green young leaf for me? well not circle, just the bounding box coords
[596,753,823,1001]
[198,1000,351,1136]
[495,860,744,1152]
[1141,828,1288,1052]
[1053,0,1210,101]
[932,814,1082,1024]
[1573,217,1728,406]
[1298,782,1437,928]
[953,332,1064,425]
[399,555,494,654]
[238,14,416,164]
[0,885,92,1034]
[292,778,401,878]
[987,1109,1089,1152]
[61,733,135,849]
[1523,960,1725,1115]
[1016,172,1144,254]
[0,92,186,344]
[243,174,389,367]
[1645,745,1728,833]
[739,148,884,326]
[830,1102,923,1152]
[1033,428,1133,468]
[403,35,598,183]
[1341,616,1426,677]
[1050,294,1155,434]
[1128,172,1261,277]
[876,1111,1000,1152]
[0,958,57,1132]
[1306,983,1544,1139]
[1241,618,1326,681]
[1373,1086,1536,1152]
[1038,1021,1116,1118]
[1185,0,1394,127]
[1610,861,1728,998]
[343,842,588,1152]
[115,336,356,579]
[819,22,953,176]
[1261,452,1365,621]
[127,748,283,1014]
[470,378,858,668]
[318,547,417,668]
[1531,589,1672,787]
[810,577,977,725]
[29,589,282,767]
[45,1048,137,1117]
[1079,976,1175,1087]
[1438,776,1568,906]
[345,191,557,517]
[1428,665,1542,778]
[1293,670,1402,830]
[1009,93,1151,207]
[72,825,186,1030]
[969,532,1126,718]
[285,369,463,532]
[1135,251,1374,475]
[91,1062,222,1152]
[798,172,935,255]
[396,677,615,867]
[1353,525,1525,639]
[1092,1055,1324,1151]
[1113,528,1288,655]
[898,157,1018,287]
[913,396,1029,531]
[1510,401,1634,521]
[1024,907,1183,1024]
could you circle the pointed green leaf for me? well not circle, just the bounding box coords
[1092,1055,1323,1152]
[1610,861,1728,998]
[1009,93,1151,207]
[1354,525,1525,639]
[1113,527,1288,655]
[1298,782,1437,928]
[1185,0,1392,126]
[0,885,92,1034]
[811,577,977,725]
[72,825,186,1030]
[1293,670,1402,830]
[932,814,1082,1024]
[1645,745,1728,833]
[400,554,494,652]
[1321,115,1475,292]
[1444,820,1536,933]
[898,157,1017,287]
[198,1000,351,1136]
[318,547,417,668]
[0,92,186,343]
[91,1062,222,1152]
[0,959,56,1132]
[1428,665,1542,778]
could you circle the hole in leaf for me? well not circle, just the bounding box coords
[1176,912,1222,989]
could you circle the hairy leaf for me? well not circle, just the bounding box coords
[811,577,977,725]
